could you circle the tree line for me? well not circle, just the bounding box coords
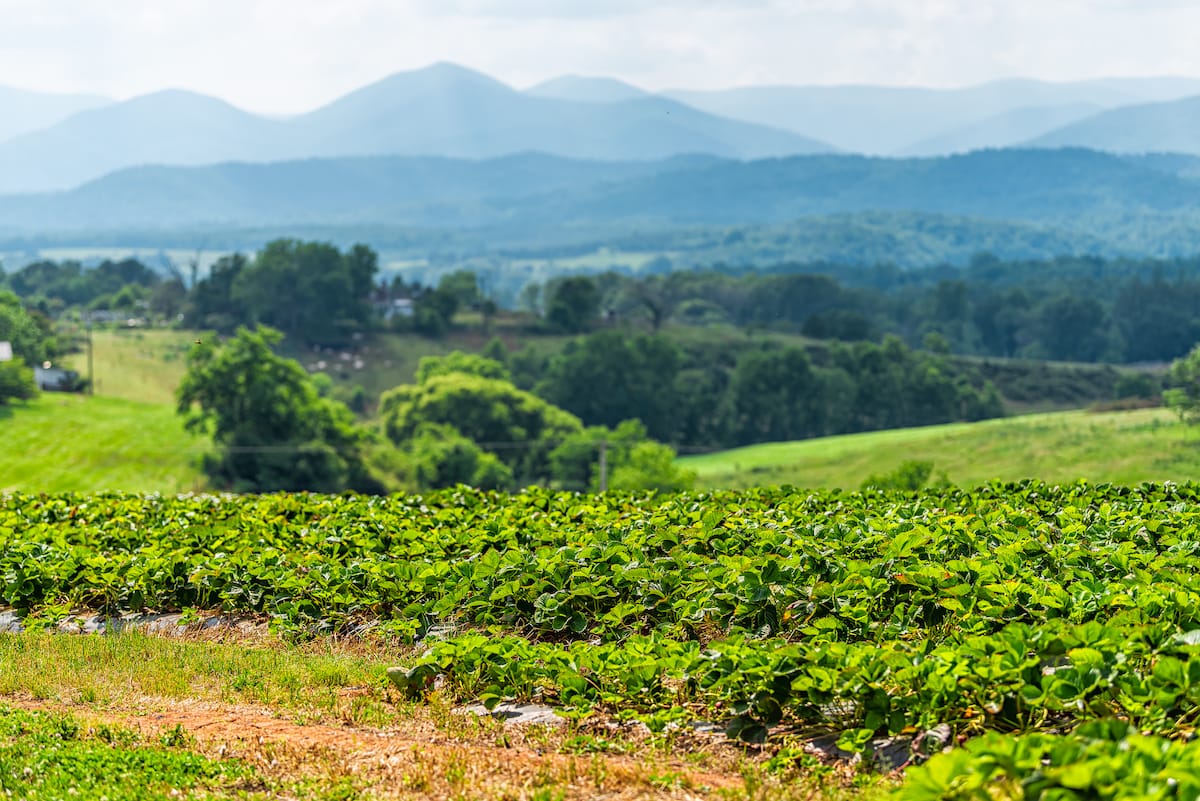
[499,330,1005,450]
[527,254,1200,365]
[11,246,1200,366]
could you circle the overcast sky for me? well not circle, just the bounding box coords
[2,0,1198,113]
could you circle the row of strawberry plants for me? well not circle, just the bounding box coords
[394,617,1200,747]
[899,721,1200,801]
[4,483,1200,643]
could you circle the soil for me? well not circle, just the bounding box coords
[3,693,751,800]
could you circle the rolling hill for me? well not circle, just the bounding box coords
[0,85,111,146]
[2,148,1195,233]
[666,77,1200,155]
[899,103,1102,155]
[1027,95,1200,155]
[679,407,1196,490]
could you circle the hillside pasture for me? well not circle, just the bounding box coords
[0,394,207,493]
[681,406,1198,489]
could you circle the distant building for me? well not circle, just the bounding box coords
[376,297,415,320]
[34,365,80,392]
[0,341,11,362]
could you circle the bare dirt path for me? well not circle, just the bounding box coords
[2,693,751,800]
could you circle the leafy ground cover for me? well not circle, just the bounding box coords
[680,407,1196,489]
[6,485,1200,796]
[0,395,207,493]
[0,705,263,800]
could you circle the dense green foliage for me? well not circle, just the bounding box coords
[524,331,1004,447]
[2,257,165,314]
[555,254,1200,365]
[1165,343,1200,424]
[900,724,1200,801]
[177,326,379,493]
[380,357,694,490]
[7,480,1200,798]
[12,483,1200,788]
[0,291,52,404]
[183,240,377,344]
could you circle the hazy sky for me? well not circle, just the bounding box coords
[2,0,1198,113]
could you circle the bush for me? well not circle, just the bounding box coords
[862,460,938,491]
[0,358,36,404]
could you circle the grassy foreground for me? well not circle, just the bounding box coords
[0,632,861,801]
[681,406,1199,489]
[0,394,207,493]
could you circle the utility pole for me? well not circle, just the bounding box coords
[86,319,94,396]
[598,439,608,493]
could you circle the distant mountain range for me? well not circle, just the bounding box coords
[3,149,1199,234]
[1028,95,1200,153]
[0,85,110,146]
[5,65,1200,197]
[664,77,1200,155]
[0,64,830,194]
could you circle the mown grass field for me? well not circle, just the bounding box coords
[60,328,195,405]
[680,406,1199,490]
[0,394,207,493]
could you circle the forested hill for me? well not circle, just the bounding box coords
[3,148,1200,234]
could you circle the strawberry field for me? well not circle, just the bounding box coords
[5,482,1200,799]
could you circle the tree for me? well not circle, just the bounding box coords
[403,423,512,490]
[183,253,248,332]
[381,373,582,484]
[0,291,52,365]
[549,419,694,492]
[177,326,380,493]
[231,240,378,345]
[545,276,600,333]
[730,346,824,444]
[608,441,695,492]
[0,291,48,403]
[1164,343,1200,424]
[415,352,510,384]
[537,332,681,441]
[0,359,35,405]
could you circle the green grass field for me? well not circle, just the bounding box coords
[0,394,208,493]
[60,328,195,405]
[680,406,1200,490]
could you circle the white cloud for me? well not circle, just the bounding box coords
[0,0,1197,112]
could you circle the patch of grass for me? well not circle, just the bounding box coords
[0,631,394,722]
[0,394,208,493]
[60,328,198,405]
[680,407,1200,489]
[0,704,259,800]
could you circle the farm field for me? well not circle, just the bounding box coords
[681,406,1197,489]
[0,394,207,493]
[4,485,1200,798]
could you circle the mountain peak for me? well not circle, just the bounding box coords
[525,75,648,103]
